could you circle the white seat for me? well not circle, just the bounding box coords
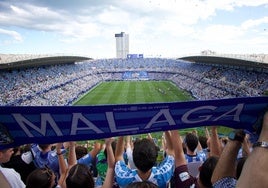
[187,161,203,177]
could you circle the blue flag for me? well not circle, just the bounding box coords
[0,96,267,150]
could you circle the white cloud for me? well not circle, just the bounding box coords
[96,6,132,26]
[242,16,268,29]
[0,28,23,42]
[10,5,30,17]
[1,1,267,40]
[0,4,65,26]
[232,0,268,7]
[195,24,244,43]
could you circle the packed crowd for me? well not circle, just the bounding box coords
[0,58,267,106]
[1,110,268,188]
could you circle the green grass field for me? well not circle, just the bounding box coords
[74,80,232,138]
[74,80,193,105]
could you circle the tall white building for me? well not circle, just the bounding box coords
[115,32,129,58]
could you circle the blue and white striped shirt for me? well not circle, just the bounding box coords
[115,155,175,188]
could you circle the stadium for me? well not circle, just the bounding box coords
[2,1,268,187]
[1,52,268,187]
[0,53,267,106]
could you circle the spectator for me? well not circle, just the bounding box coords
[65,163,95,188]
[26,166,58,188]
[0,147,25,187]
[52,139,116,188]
[114,132,175,188]
[102,137,118,188]
[125,136,136,169]
[125,181,158,188]
[63,138,115,188]
[26,142,74,188]
[184,132,206,162]
[76,141,101,177]
[198,135,208,150]
[2,145,36,183]
[170,128,220,188]
[31,143,65,179]
[76,141,101,167]
[96,139,117,183]
[75,145,88,160]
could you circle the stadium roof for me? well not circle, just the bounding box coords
[0,55,92,70]
[179,55,268,70]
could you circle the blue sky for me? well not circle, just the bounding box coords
[0,0,268,58]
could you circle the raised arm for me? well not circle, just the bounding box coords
[102,138,115,188]
[164,131,174,157]
[161,132,167,151]
[147,133,153,141]
[211,129,245,185]
[115,136,125,162]
[125,136,131,150]
[205,126,210,139]
[210,126,222,157]
[67,141,77,168]
[56,142,67,188]
[170,129,187,167]
[237,111,268,187]
[56,142,67,177]
[58,141,76,188]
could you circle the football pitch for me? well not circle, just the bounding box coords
[74,80,193,105]
[74,80,232,136]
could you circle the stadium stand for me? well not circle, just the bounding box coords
[0,56,267,106]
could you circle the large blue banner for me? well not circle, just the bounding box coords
[0,96,267,150]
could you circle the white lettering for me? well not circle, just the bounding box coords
[213,103,244,122]
[106,112,139,132]
[182,106,217,124]
[71,113,103,135]
[145,109,176,129]
[12,113,63,137]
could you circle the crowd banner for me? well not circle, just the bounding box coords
[0,96,267,150]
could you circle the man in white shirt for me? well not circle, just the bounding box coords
[0,148,25,188]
